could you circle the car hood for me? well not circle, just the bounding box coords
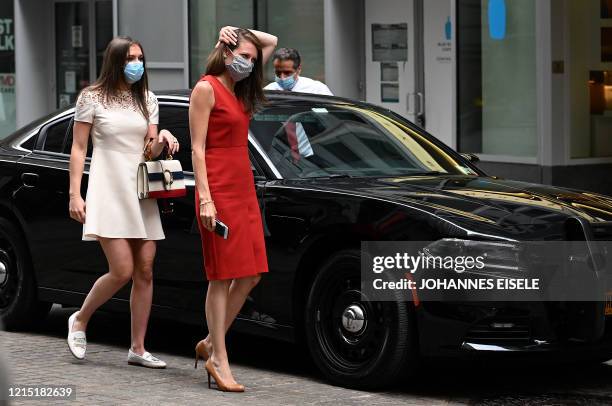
[288,175,612,227]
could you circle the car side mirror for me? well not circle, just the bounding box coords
[460,153,480,163]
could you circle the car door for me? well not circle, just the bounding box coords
[151,101,269,322]
[14,114,106,295]
[248,102,340,327]
[150,102,206,313]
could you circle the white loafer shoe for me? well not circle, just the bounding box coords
[127,349,167,369]
[67,311,87,360]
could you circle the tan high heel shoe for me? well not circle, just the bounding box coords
[194,340,211,369]
[204,358,245,392]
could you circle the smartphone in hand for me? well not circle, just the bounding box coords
[214,219,229,239]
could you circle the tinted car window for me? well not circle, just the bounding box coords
[158,105,192,172]
[20,134,37,151]
[249,104,478,179]
[41,119,70,153]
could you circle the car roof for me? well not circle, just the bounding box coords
[160,89,365,106]
[0,90,359,147]
[1,89,422,156]
[158,89,430,140]
[158,89,421,130]
[0,88,485,177]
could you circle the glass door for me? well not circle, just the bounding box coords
[54,0,113,108]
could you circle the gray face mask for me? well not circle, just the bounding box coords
[225,50,254,82]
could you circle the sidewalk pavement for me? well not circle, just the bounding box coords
[0,305,460,406]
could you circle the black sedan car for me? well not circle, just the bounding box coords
[1,90,612,389]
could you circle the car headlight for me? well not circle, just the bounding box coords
[422,238,527,277]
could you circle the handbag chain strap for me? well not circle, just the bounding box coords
[143,138,173,161]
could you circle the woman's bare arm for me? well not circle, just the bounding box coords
[246,29,278,64]
[219,26,278,65]
[68,121,91,223]
[144,126,180,159]
[189,80,216,229]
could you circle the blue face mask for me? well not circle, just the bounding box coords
[275,74,297,91]
[124,61,144,84]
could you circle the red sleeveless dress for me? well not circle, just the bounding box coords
[193,75,269,280]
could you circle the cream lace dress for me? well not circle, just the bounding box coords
[74,87,165,241]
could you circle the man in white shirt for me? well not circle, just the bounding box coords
[264,48,333,95]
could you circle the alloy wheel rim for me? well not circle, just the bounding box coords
[0,247,18,310]
[0,261,7,287]
[313,263,391,371]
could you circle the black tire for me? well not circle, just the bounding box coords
[0,218,51,330]
[304,249,418,389]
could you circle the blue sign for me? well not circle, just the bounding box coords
[445,16,452,41]
[488,0,506,40]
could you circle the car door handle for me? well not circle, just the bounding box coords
[21,173,39,188]
[11,173,39,199]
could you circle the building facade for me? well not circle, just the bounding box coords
[3,0,612,194]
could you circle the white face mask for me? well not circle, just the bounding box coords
[225,50,254,82]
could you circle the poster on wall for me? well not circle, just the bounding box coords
[372,23,408,62]
[71,25,83,48]
[0,3,15,138]
[381,83,399,103]
[380,62,399,81]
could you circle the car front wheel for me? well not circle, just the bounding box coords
[304,249,417,389]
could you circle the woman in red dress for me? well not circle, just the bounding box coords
[189,26,277,392]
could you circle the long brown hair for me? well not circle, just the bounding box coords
[91,36,150,121]
[205,28,266,114]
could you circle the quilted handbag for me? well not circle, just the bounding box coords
[137,139,187,199]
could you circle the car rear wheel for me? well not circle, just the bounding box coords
[0,218,51,330]
[304,249,417,389]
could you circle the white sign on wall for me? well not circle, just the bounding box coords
[0,18,13,51]
[71,25,83,48]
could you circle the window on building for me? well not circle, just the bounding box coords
[189,0,254,86]
[188,0,325,87]
[55,0,112,109]
[0,1,15,139]
[259,0,325,85]
[457,0,538,158]
[571,0,612,158]
[95,1,114,78]
[55,2,91,109]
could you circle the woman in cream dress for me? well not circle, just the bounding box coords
[67,36,179,368]
[78,85,164,241]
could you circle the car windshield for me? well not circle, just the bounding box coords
[249,103,478,179]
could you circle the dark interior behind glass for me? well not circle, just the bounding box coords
[250,104,477,179]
